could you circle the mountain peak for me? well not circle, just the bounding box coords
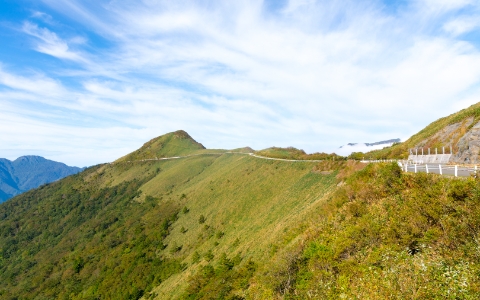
[13,155,48,164]
[117,130,206,162]
[172,129,194,139]
[0,156,83,202]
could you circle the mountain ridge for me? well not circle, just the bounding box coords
[0,155,84,202]
[3,104,480,298]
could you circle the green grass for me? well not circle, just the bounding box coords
[116,130,206,162]
[3,128,480,299]
[0,133,341,299]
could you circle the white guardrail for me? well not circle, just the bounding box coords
[361,159,479,178]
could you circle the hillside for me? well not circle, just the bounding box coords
[0,156,84,203]
[2,129,480,299]
[362,102,480,162]
[0,130,345,299]
[255,147,343,161]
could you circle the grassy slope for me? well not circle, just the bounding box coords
[0,131,340,299]
[364,102,480,159]
[151,155,339,298]
[3,128,480,299]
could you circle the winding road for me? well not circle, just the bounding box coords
[117,152,478,178]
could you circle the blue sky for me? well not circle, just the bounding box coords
[1,0,480,167]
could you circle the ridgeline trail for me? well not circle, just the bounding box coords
[115,151,327,164]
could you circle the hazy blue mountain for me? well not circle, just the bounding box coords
[0,156,84,203]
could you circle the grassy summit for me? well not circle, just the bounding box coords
[117,130,206,162]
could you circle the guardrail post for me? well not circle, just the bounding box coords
[455,165,458,177]
[415,164,417,173]
[439,164,442,175]
[426,164,429,174]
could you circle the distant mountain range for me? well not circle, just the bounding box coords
[336,138,401,156]
[0,156,84,203]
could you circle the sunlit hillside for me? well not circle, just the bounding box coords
[2,129,480,299]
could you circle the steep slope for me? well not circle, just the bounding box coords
[0,156,84,203]
[288,162,480,298]
[0,131,342,299]
[363,102,480,162]
[0,159,18,202]
[3,127,480,299]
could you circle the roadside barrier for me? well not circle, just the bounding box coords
[400,162,478,178]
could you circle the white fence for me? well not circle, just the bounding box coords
[361,160,478,178]
[399,162,478,177]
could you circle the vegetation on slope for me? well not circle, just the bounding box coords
[256,147,344,161]
[359,102,480,160]
[117,130,206,162]
[3,128,480,299]
[0,167,184,299]
[285,163,480,298]
[0,132,344,299]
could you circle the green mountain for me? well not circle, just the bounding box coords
[1,126,480,299]
[0,130,342,299]
[116,130,206,163]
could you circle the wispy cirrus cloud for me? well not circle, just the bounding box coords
[22,21,89,63]
[0,0,480,166]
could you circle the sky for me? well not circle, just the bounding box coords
[1,0,480,167]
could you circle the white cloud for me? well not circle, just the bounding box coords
[0,66,65,97]
[1,0,480,165]
[444,17,480,36]
[31,11,54,24]
[416,0,475,13]
[22,22,88,63]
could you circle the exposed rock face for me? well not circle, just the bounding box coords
[451,121,480,164]
[416,117,473,150]
[413,117,480,164]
